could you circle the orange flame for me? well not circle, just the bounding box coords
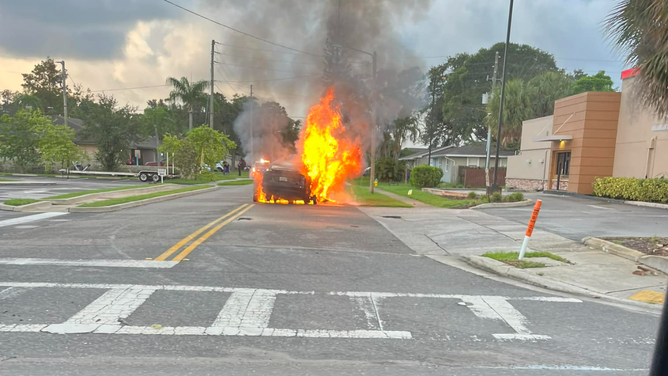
[300,87,363,202]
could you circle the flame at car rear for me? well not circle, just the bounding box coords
[299,87,363,202]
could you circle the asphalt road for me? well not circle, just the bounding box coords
[480,192,668,241]
[0,184,661,375]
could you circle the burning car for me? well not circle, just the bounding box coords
[253,161,317,205]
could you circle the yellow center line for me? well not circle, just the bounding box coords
[171,204,255,262]
[153,204,248,261]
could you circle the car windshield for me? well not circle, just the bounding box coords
[1,1,667,375]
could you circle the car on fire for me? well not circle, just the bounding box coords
[254,161,317,205]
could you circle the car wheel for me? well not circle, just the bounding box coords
[310,195,317,205]
[217,167,223,172]
[252,193,258,202]
[139,173,148,182]
[152,174,160,182]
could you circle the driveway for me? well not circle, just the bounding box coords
[479,192,668,241]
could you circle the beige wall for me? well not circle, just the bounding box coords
[613,76,668,178]
[551,92,621,194]
[507,116,552,181]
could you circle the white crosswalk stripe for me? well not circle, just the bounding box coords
[0,281,582,340]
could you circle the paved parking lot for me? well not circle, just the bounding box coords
[480,192,668,240]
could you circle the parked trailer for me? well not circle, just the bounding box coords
[137,170,179,183]
[58,169,178,182]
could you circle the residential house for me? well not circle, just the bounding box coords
[400,144,513,183]
[50,115,160,168]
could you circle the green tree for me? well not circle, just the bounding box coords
[605,0,668,116]
[435,43,558,144]
[37,121,85,172]
[166,77,209,131]
[0,110,45,172]
[21,58,64,116]
[80,95,141,171]
[161,127,236,180]
[570,70,615,95]
[484,79,534,147]
[527,71,575,117]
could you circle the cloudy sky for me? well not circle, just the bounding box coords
[0,0,627,122]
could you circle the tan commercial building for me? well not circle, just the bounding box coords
[507,68,668,195]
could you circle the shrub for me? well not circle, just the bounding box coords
[467,191,478,199]
[504,192,525,202]
[409,166,443,188]
[592,177,668,203]
[490,192,503,202]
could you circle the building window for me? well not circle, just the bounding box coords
[556,151,571,178]
[444,159,449,172]
[467,157,479,167]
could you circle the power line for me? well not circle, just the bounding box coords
[163,0,324,58]
[217,61,318,74]
[218,74,321,84]
[218,52,321,67]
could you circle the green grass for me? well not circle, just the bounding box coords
[346,184,412,208]
[218,180,253,186]
[46,184,155,200]
[4,199,39,206]
[79,185,210,207]
[482,251,570,268]
[377,182,481,208]
[216,171,250,180]
[0,178,18,182]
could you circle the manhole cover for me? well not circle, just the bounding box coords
[382,215,402,219]
[237,217,252,221]
[350,225,359,228]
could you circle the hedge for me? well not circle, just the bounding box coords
[409,166,443,188]
[592,177,668,203]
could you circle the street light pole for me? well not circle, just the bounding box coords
[369,51,377,194]
[210,39,215,129]
[56,61,67,128]
[491,0,514,193]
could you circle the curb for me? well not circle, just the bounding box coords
[583,236,668,274]
[48,184,177,206]
[0,201,53,212]
[69,186,217,213]
[0,182,57,186]
[471,199,533,209]
[624,200,668,210]
[463,255,662,310]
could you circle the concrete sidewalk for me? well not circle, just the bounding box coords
[359,205,667,308]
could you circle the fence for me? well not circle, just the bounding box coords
[457,166,506,188]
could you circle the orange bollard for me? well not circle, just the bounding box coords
[519,200,542,260]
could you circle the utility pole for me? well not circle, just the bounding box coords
[57,61,67,128]
[492,0,514,193]
[209,39,215,129]
[485,51,500,192]
[428,77,436,167]
[250,84,254,164]
[369,51,377,194]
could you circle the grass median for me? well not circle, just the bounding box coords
[482,251,570,268]
[218,180,253,186]
[4,198,39,206]
[46,184,155,200]
[0,178,18,182]
[346,183,411,208]
[78,185,210,207]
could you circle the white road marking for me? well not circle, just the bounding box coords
[13,225,39,229]
[0,281,581,340]
[0,258,178,268]
[352,294,381,330]
[43,286,157,334]
[588,204,613,210]
[0,212,68,228]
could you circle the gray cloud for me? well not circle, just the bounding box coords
[0,0,180,59]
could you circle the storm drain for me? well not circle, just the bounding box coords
[237,217,252,221]
[381,215,402,219]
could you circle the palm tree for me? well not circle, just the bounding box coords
[166,77,209,131]
[605,0,668,117]
[484,79,533,147]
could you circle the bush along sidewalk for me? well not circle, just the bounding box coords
[593,176,668,203]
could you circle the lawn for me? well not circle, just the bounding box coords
[346,183,412,208]
[482,251,570,269]
[0,178,17,182]
[377,182,481,209]
[218,180,253,186]
[4,198,39,206]
[79,185,210,207]
[216,170,250,180]
[46,184,153,200]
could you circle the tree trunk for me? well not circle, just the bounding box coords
[188,110,193,132]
